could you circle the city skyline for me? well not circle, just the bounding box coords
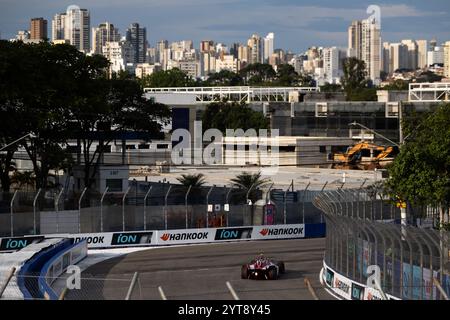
[1,0,450,53]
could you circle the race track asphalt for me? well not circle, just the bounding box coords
[66,238,334,300]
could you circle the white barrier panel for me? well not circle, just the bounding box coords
[322,261,401,300]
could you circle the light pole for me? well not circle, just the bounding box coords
[0,133,36,152]
[348,122,400,148]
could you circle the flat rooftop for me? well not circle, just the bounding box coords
[132,166,382,190]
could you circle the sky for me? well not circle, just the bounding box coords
[1,0,450,53]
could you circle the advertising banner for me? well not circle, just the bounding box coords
[0,236,45,252]
[332,272,352,300]
[412,265,422,300]
[156,228,214,245]
[252,224,304,240]
[402,263,411,299]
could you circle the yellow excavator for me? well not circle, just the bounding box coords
[332,142,395,170]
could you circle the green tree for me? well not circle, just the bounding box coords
[205,70,243,86]
[341,57,376,101]
[320,83,343,92]
[239,63,276,85]
[201,101,269,133]
[230,171,271,224]
[386,103,450,229]
[177,173,206,188]
[275,64,299,86]
[140,68,196,87]
[382,79,409,90]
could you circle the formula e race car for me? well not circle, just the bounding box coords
[241,255,285,280]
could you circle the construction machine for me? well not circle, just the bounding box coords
[332,141,395,170]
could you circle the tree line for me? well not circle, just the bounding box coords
[0,40,171,192]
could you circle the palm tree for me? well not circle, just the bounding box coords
[230,172,271,225]
[176,173,206,188]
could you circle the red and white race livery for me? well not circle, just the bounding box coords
[241,254,285,280]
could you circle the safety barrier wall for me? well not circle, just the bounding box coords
[0,223,325,250]
[38,240,88,300]
[321,261,400,300]
[313,189,450,300]
[17,238,72,299]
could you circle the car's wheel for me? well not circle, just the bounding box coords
[241,265,249,279]
[278,262,285,274]
[267,267,278,280]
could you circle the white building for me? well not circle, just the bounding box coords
[348,18,381,84]
[445,41,450,78]
[57,5,90,53]
[428,46,445,66]
[135,63,161,78]
[91,22,120,55]
[103,41,135,74]
[264,32,274,63]
[323,47,347,84]
[401,40,418,70]
[416,40,428,69]
[215,55,239,73]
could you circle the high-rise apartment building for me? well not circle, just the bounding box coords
[200,40,214,53]
[65,6,90,52]
[348,18,381,84]
[30,18,47,40]
[264,33,274,63]
[428,46,445,66]
[247,34,263,64]
[401,40,418,70]
[52,6,90,52]
[126,23,147,64]
[52,13,66,41]
[157,40,168,65]
[92,22,120,55]
[444,41,450,78]
[323,47,347,84]
[416,40,428,69]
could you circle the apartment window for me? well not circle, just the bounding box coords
[315,102,328,117]
[138,144,150,150]
[106,179,122,192]
[319,146,327,153]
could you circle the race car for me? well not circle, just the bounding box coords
[241,254,285,280]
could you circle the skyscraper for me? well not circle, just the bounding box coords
[65,6,90,53]
[126,23,147,64]
[92,22,120,55]
[264,33,274,63]
[30,18,47,40]
[348,18,381,84]
[416,40,428,69]
[52,13,66,41]
[401,40,418,70]
[247,34,263,64]
[444,41,450,78]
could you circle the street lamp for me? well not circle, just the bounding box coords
[0,133,36,152]
[348,122,400,148]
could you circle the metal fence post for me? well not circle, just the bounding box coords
[122,186,131,231]
[78,187,87,234]
[55,187,64,233]
[32,188,42,235]
[225,187,233,227]
[185,185,192,229]
[302,182,310,224]
[143,186,152,231]
[10,190,18,237]
[206,186,214,228]
[100,187,109,233]
[164,185,172,230]
[283,180,293,225]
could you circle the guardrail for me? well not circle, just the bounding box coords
[313,188,450,300]
[38,240,88,300]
